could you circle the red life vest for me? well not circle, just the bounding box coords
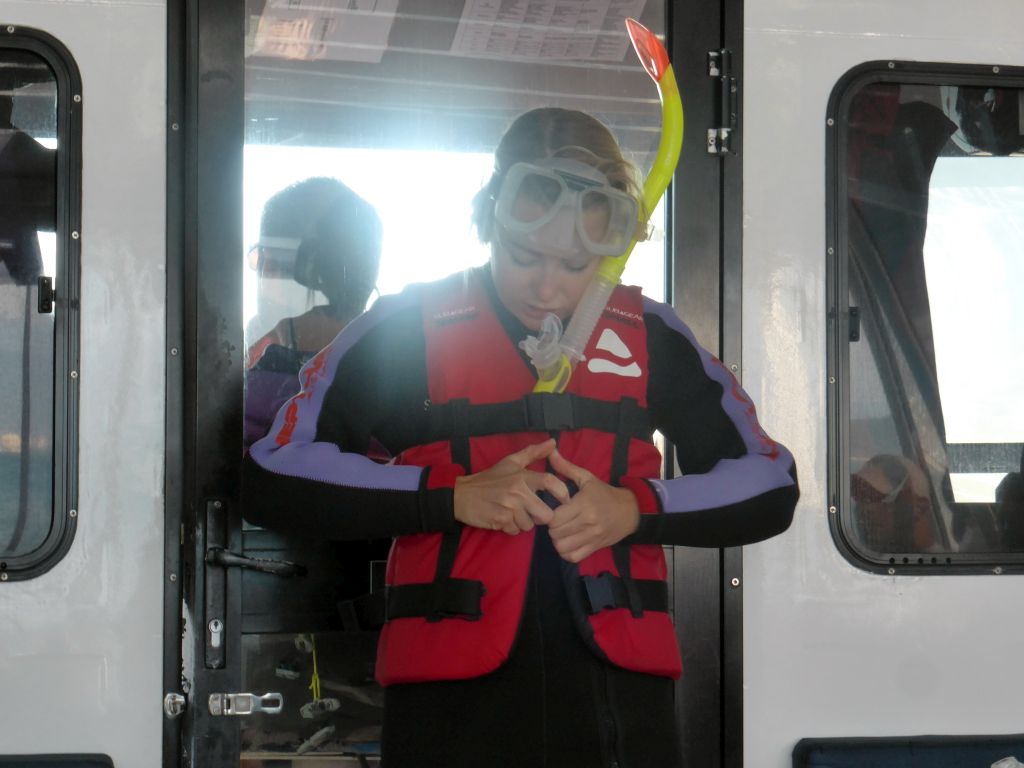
[376,270,682,685]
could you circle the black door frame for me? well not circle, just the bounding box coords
[168,0,246,764]
[668,0,744,766]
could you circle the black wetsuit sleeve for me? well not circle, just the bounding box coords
[626,300,799,547]
[241,291,461,540]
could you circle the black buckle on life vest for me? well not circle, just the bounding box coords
[582,572,619,613]
[580,572,668,616]
[524,392,575,431]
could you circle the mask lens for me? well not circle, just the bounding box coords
[251,239,301,280]
[580,189,613,243]
[578,188,636,256]
[509,172,564,226]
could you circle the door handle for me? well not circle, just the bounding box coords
[205,546,305,577]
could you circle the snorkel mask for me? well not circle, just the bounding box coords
[248,236,302,279]
[494,157,640,260]
[248,235,331,293]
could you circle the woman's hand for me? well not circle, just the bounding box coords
[454,439,570,535]
[548,449,640,563]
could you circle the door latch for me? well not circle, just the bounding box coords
[208,692,284,716]
[37,276,54,314]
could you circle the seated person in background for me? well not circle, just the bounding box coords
[244,177,382,449]
[850,453,941,553]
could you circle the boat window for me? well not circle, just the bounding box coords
[829,69,1024,571]
[238,0,667,759]
[0,33,79,580]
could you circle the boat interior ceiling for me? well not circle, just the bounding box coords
[243,0,665,154]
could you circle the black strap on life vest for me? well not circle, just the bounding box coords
[424,393,651,444]
[579,571,668,615]
[610,396,644,485]
[447,400,472,471]
[384,526,486,623]
[611,543,645,618]
[385,576,484,622]
[384,439,485,623]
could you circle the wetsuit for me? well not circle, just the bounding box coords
[243,265,798,767]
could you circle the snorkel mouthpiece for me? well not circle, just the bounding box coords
[518,313,576,393]
[527,18,684,393]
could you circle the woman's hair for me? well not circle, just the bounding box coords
[472,107,645,244]
[260,177,382,315]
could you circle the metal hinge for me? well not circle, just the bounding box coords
[208,692,284,716]
[707,49,737,154]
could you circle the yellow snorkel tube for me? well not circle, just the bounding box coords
[530,18,683,394]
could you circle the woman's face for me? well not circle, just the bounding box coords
[489,227,602,331]
[488,154,630,330]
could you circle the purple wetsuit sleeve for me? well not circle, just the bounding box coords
[242,289,458,539]
[628,298,798,546]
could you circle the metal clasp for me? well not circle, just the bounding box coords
[208,692,284,716]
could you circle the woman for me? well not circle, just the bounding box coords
[243,107,799,767]
[243,177,382,449]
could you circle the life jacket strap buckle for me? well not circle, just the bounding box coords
[581,572,619,613]
[524,392,575,431]
[579,572,669,616]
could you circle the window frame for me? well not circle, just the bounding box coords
[0,26,82,582]
[826,60,1024,575]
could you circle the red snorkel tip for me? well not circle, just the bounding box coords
[626,18,669,82]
